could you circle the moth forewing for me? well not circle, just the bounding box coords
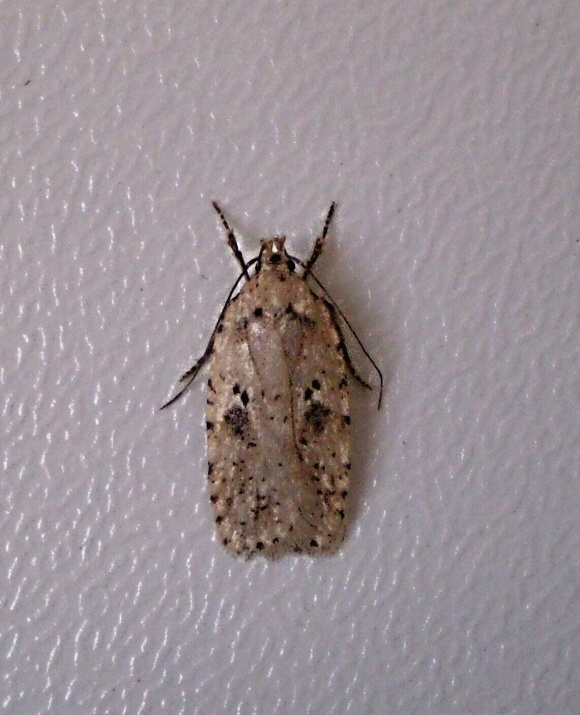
[206,255,351,558]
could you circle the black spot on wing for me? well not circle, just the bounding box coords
[224,405,249,438]
[304,401,331,433]
[284,302,316,329]
[304,378,323,402]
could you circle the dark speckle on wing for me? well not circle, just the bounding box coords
[224,405,249,438]
[304,401,331,433]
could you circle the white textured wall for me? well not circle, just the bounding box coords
[1,2,578,714]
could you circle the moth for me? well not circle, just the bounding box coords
[162,202,382,558]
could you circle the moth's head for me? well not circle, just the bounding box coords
[255,237,296,275]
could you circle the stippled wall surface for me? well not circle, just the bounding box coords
[1,2,577,714]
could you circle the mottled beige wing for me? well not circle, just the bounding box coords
[206,272,350,558]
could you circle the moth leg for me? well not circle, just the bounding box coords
[178,353,211,383]
[306,271,384,410]
[303,202,336,278]
[324,299,372,392]
[339,342,373,392]
[160,343,214,410]
[212,201,250,280]
[161,264,251,410]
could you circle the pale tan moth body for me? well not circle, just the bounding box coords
[162,203,382,559]
[207,238,350,557]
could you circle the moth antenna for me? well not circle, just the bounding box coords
[212,201,250,280]
[303,202,336,278]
